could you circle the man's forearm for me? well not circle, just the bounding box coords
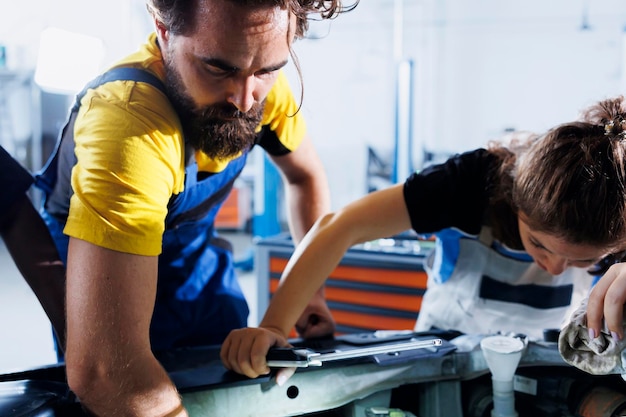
[65,240,183,416]
[285,179,330,244]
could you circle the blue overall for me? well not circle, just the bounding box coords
[35,68,249,353]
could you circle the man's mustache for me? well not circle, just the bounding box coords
[198,103,262,122]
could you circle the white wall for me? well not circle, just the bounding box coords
[0,0,152,167]
[285,1,400,210]
[422,0,626,151]
[0,0,151,71]
[286,0,626,209]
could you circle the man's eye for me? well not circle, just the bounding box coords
[206,65,232,76]
[256,69,279,79]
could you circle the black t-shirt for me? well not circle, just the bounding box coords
[402,148,498,237]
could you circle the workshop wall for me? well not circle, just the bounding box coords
[0,0,150,72]
[287,0,626,209]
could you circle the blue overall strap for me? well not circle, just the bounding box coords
[35,67,167,194]
[69,67,167,111]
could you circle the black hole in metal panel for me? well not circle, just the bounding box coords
[286,385,299,399]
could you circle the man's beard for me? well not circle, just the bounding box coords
[164,61,265,160]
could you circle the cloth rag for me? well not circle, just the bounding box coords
[558,297,626,375]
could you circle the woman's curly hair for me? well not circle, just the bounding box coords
[488,96,626,274]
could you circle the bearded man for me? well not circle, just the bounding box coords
[36,0,354,414]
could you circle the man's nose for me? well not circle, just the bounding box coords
[227,75,256,113]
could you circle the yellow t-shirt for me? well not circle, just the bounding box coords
[64,33,306,256]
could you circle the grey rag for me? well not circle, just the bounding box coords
[558,297,626,376]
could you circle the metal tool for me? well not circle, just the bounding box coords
[266,338,443,368]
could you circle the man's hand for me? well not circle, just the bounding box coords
[220,327,291,379]
[587,263,626,339]
[295,289,336,339]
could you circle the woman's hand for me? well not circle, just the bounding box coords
[586,263,626,339]
[220,327,291,380]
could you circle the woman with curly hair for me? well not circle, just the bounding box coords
[222,96,626,383]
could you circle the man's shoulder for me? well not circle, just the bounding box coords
[87,32,167,105]
[109,32,164,77]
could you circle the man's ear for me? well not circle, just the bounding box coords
[154,18,169,47]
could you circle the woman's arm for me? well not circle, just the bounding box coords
[220,184,412,378]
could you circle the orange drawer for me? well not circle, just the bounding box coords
[325,286,422,313]
[269,257,427,289]
[269,279,422,313]
[215,186,251,230]
[332,310,416,332]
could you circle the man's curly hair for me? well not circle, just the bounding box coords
[146,0,357,38]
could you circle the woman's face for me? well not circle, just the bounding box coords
[517,214,609,275]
